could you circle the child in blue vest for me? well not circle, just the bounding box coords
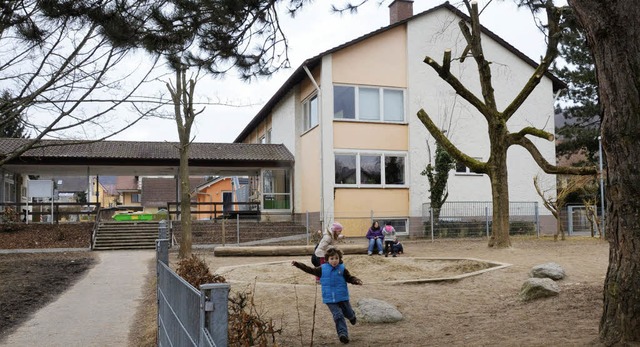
[292,247,363,344]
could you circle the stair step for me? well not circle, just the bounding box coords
[94,245,156,250]
[95,240,156,246]
[96,232,158,236]
[93,221,163,251]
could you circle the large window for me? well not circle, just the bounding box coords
[335,152,406,187]
[333,85,405,122]
[303,94,318,132]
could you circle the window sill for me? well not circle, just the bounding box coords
[334,185,408,189]
[333,119,407,125]
[300,124,319,136]
[454,173,484,177]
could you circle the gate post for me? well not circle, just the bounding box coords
[200,283,231,347]
[157,221,169,265]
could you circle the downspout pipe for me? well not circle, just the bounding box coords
[303,65,324,230]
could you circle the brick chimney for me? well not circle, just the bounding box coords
[389,0,414,24]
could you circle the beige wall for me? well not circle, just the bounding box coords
[299,127,321,212]
[243,115,273,144]
[121,192,141,206]
[334,188,409,237]
[332,25,407,88]
[300,66,321,101]
[333,122,408,150]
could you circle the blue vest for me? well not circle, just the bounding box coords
[320,263,349,304]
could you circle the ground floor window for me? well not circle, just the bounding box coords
[376,218,408,234]
[262,169,291,210]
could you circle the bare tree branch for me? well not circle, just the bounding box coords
[422,55,493,120]
[511,135,596,175]
[503,1,561,119]
[417,108,488,174]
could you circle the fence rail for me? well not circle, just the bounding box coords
[167,201,261,221]
[422,201,540,239]
[156,222,230,347]
[0,202,100,223]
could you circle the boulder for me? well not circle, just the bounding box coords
[530,262,566,280]
[356,298,403,323]
[520,277,560,301]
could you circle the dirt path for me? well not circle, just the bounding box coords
[194,237,608,346]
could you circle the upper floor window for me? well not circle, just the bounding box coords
[265,128,272,144]
[259,135,266,144]
[333,85,404,122]
[303,94,318,132]
[335,151,406,187]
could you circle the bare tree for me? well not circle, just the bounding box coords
[143,0,306,258]
[0,1,167,165]
[533,173,594,240]
[165,68,203,258]
[417,1,596,248]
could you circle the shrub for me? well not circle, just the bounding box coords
[176,255,226,288]
[175,255,281,346]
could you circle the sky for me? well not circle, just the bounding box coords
[106,0,561,144]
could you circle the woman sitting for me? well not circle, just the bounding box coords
[366,221,384,256]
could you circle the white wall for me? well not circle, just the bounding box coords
[406,8,557,216]
[269,90,297,153]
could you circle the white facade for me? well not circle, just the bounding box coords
[406,8,556,216]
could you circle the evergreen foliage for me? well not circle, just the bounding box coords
[421,142,455,213]
[37,0,308,78]
[0,91,27,138]
[552,10,600,164]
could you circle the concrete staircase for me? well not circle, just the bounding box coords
[93,221,160,250]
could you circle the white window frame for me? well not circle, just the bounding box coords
[265,128,272,144]
[376,218,409,235]
[302,93,319,133]
[333,84,406,123]
[455,157,484,176]
[334,150,407,188]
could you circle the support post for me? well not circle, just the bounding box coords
[200,283,231,347]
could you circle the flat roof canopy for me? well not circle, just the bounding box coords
[0,138,294,176]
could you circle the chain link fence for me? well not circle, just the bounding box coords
[422,201,540,239]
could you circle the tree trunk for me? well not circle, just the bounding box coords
[569,0,640,344]
[178,144,192,259]
[488,123,511,248]
[214,244,367,257]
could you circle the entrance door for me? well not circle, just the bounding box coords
[222,192,233,213]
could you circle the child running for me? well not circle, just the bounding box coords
[292,247,363,344]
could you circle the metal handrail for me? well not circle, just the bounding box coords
[90,207,103,250]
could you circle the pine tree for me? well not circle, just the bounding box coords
[553,13,600,164]
[0,91,27,138]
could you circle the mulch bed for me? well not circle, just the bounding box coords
[0,252,96,339]
[0,223,92,249]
